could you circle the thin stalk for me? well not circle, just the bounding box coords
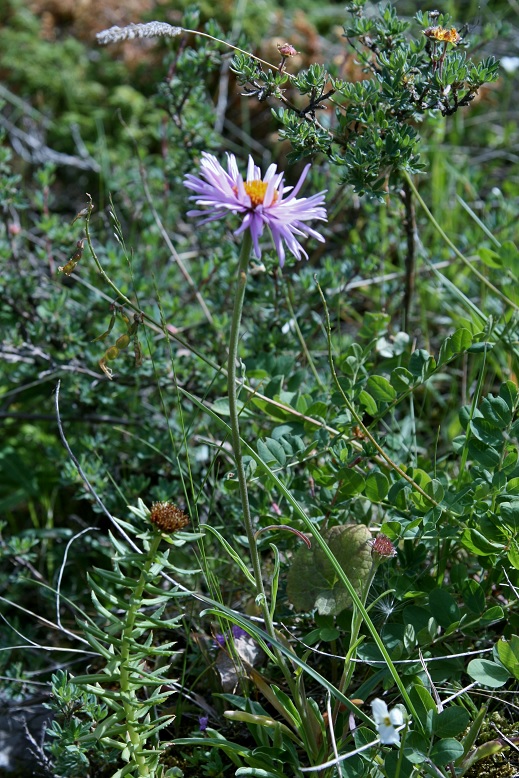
[227,234,319,760]
[403,171,519,312]
[227,232,266,608]
[119,531,162,777]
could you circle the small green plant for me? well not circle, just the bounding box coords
[66,500,200,778]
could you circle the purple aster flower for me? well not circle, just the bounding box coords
[184,152,327,268]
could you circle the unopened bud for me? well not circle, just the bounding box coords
[277,42,298,58]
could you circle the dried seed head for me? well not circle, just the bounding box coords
[150,501,189,533]
[371,534,397,560]
[96,22,182,46]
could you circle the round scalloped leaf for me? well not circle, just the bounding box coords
[287,524,372,615]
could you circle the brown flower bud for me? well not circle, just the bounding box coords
[150,502,189,533]
[371,534,397,560]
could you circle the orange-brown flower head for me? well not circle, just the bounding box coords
[150,501,189,533]
[423,26,461,44]
[371,534,397,560]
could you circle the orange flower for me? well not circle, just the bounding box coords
[423,26,461,45]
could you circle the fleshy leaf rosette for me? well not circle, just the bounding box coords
[287,524,372,615]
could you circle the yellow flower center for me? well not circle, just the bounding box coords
[242,180,278,207]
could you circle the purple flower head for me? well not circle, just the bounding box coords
[184,152,327,268]
[199,715,209,732]
[214,625,248,648]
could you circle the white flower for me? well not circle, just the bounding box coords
[371,698,404,745]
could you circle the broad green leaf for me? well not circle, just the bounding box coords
[408,685,436,729]
[337,470,365,497]
[496,636,519,680]
[480,396,512,428]
[408,349,436,380]
[462,580,485,614]
[366,375,396,403]
[480,606,504,625]
[508,544,519,570]
[403,731,428,763]
[432,707,470,738]
[499,240,519,275]
[467,438,501,468]
[506,477,519,495]
[467,658,510,688]
[469,418,503,446]
[429,588,460,628]
[257,438,287,467]
[364,472,389,502]
[478,247,502,268]
[390,366,413,392]
[359,390,378,416]
[430,738,464,766]
[499,501,519,530]
[384,752,414,778]
[287,525,372,615]
[461,528,505,556]
[499,381,518,411]
[438,328,472,365]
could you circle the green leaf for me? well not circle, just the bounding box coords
[480,396,512,428]
[384,751,414,778]
[408,685,436,729]
[257,438,287,467]
[496,636,519,680]
[480,606,504,625]
[467,659,510,688]
[432,707,470,738]
[364,472,389,502]
[467,438,501,468]
[429,588,460,628]
[359,390,378,416]
[408,349,435,380]
[499,501,519,530]
[366,375,396,402]
[478,247,502,268]
[499,381,518,411]
[337,470,365,497]
[390,366,413,392]
[430,738,464,766]
[462,580,485,614]
[438,328,473,365]
[320,627,340,641]
[499,241,519,275]
[460,528,505,556]
[470,418,503,446]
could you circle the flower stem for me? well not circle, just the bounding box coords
[227,233,267,605]
[119,531,162,776]
[227,235,322,760]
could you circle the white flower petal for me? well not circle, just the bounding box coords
[371,698,389,723]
